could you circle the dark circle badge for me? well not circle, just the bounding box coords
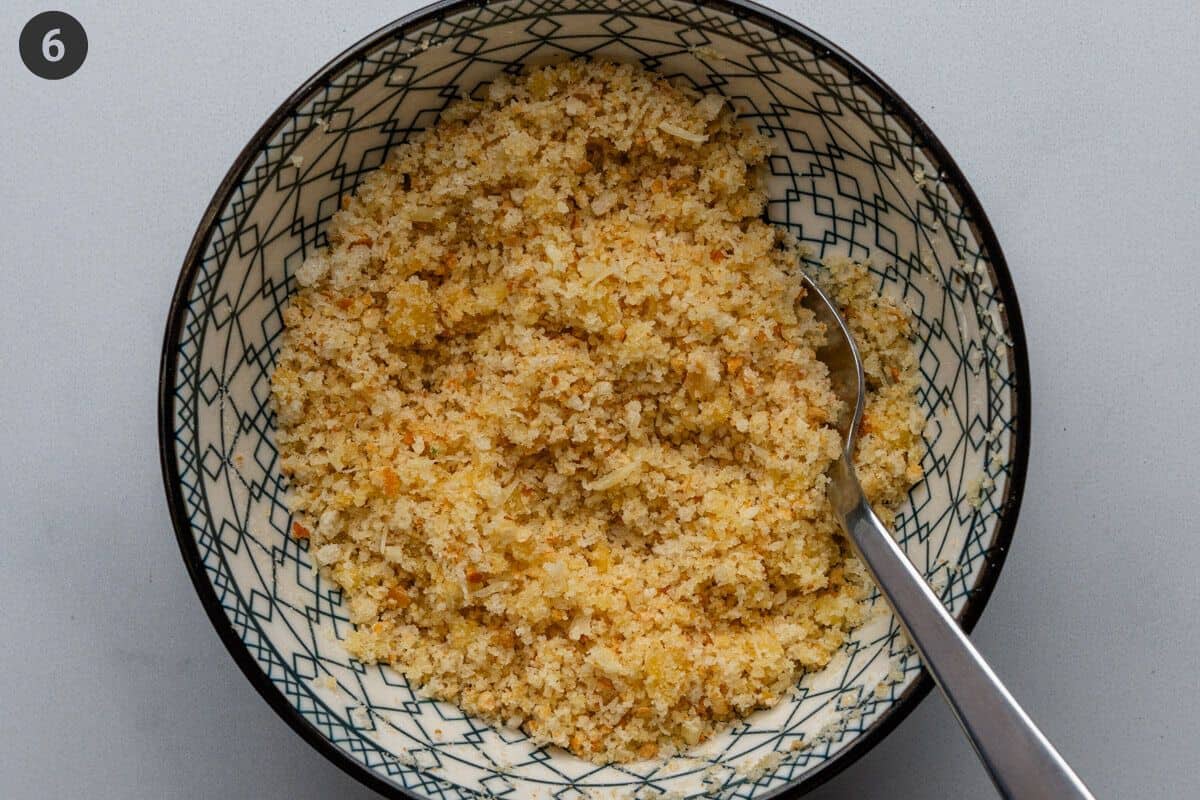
[20,11,88,80]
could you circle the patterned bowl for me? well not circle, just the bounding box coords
[159,1,1029,797]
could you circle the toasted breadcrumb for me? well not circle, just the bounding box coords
[271,61,922,763]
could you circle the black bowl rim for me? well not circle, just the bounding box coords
[158,1,1030,797]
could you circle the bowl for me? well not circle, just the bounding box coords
[159,1,1029,796]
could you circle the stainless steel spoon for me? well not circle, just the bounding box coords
[798,273,1094,799]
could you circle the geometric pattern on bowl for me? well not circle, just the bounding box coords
[160,1,1028,797]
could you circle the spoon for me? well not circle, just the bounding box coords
[798,273,1094,799]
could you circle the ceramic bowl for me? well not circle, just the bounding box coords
[160,1,1029,796]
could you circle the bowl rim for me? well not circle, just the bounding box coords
[158,0,1031,796]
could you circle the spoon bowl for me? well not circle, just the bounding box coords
[797,271,1094,799]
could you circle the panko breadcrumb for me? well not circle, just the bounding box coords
[271,61,922,763]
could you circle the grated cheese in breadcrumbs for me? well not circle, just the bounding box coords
[271,60,923,763]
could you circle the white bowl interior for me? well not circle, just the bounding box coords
[167,1,1021,797]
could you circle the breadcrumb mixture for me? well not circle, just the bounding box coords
[272,61,922,763]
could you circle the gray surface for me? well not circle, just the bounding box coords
[1,0,1197,797]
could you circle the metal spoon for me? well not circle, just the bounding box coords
[798,273,1094,799]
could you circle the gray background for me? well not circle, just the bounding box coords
[2,1,1197,797]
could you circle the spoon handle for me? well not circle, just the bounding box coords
[831,460,1094,799]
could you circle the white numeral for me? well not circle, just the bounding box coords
[42,28,64,62]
